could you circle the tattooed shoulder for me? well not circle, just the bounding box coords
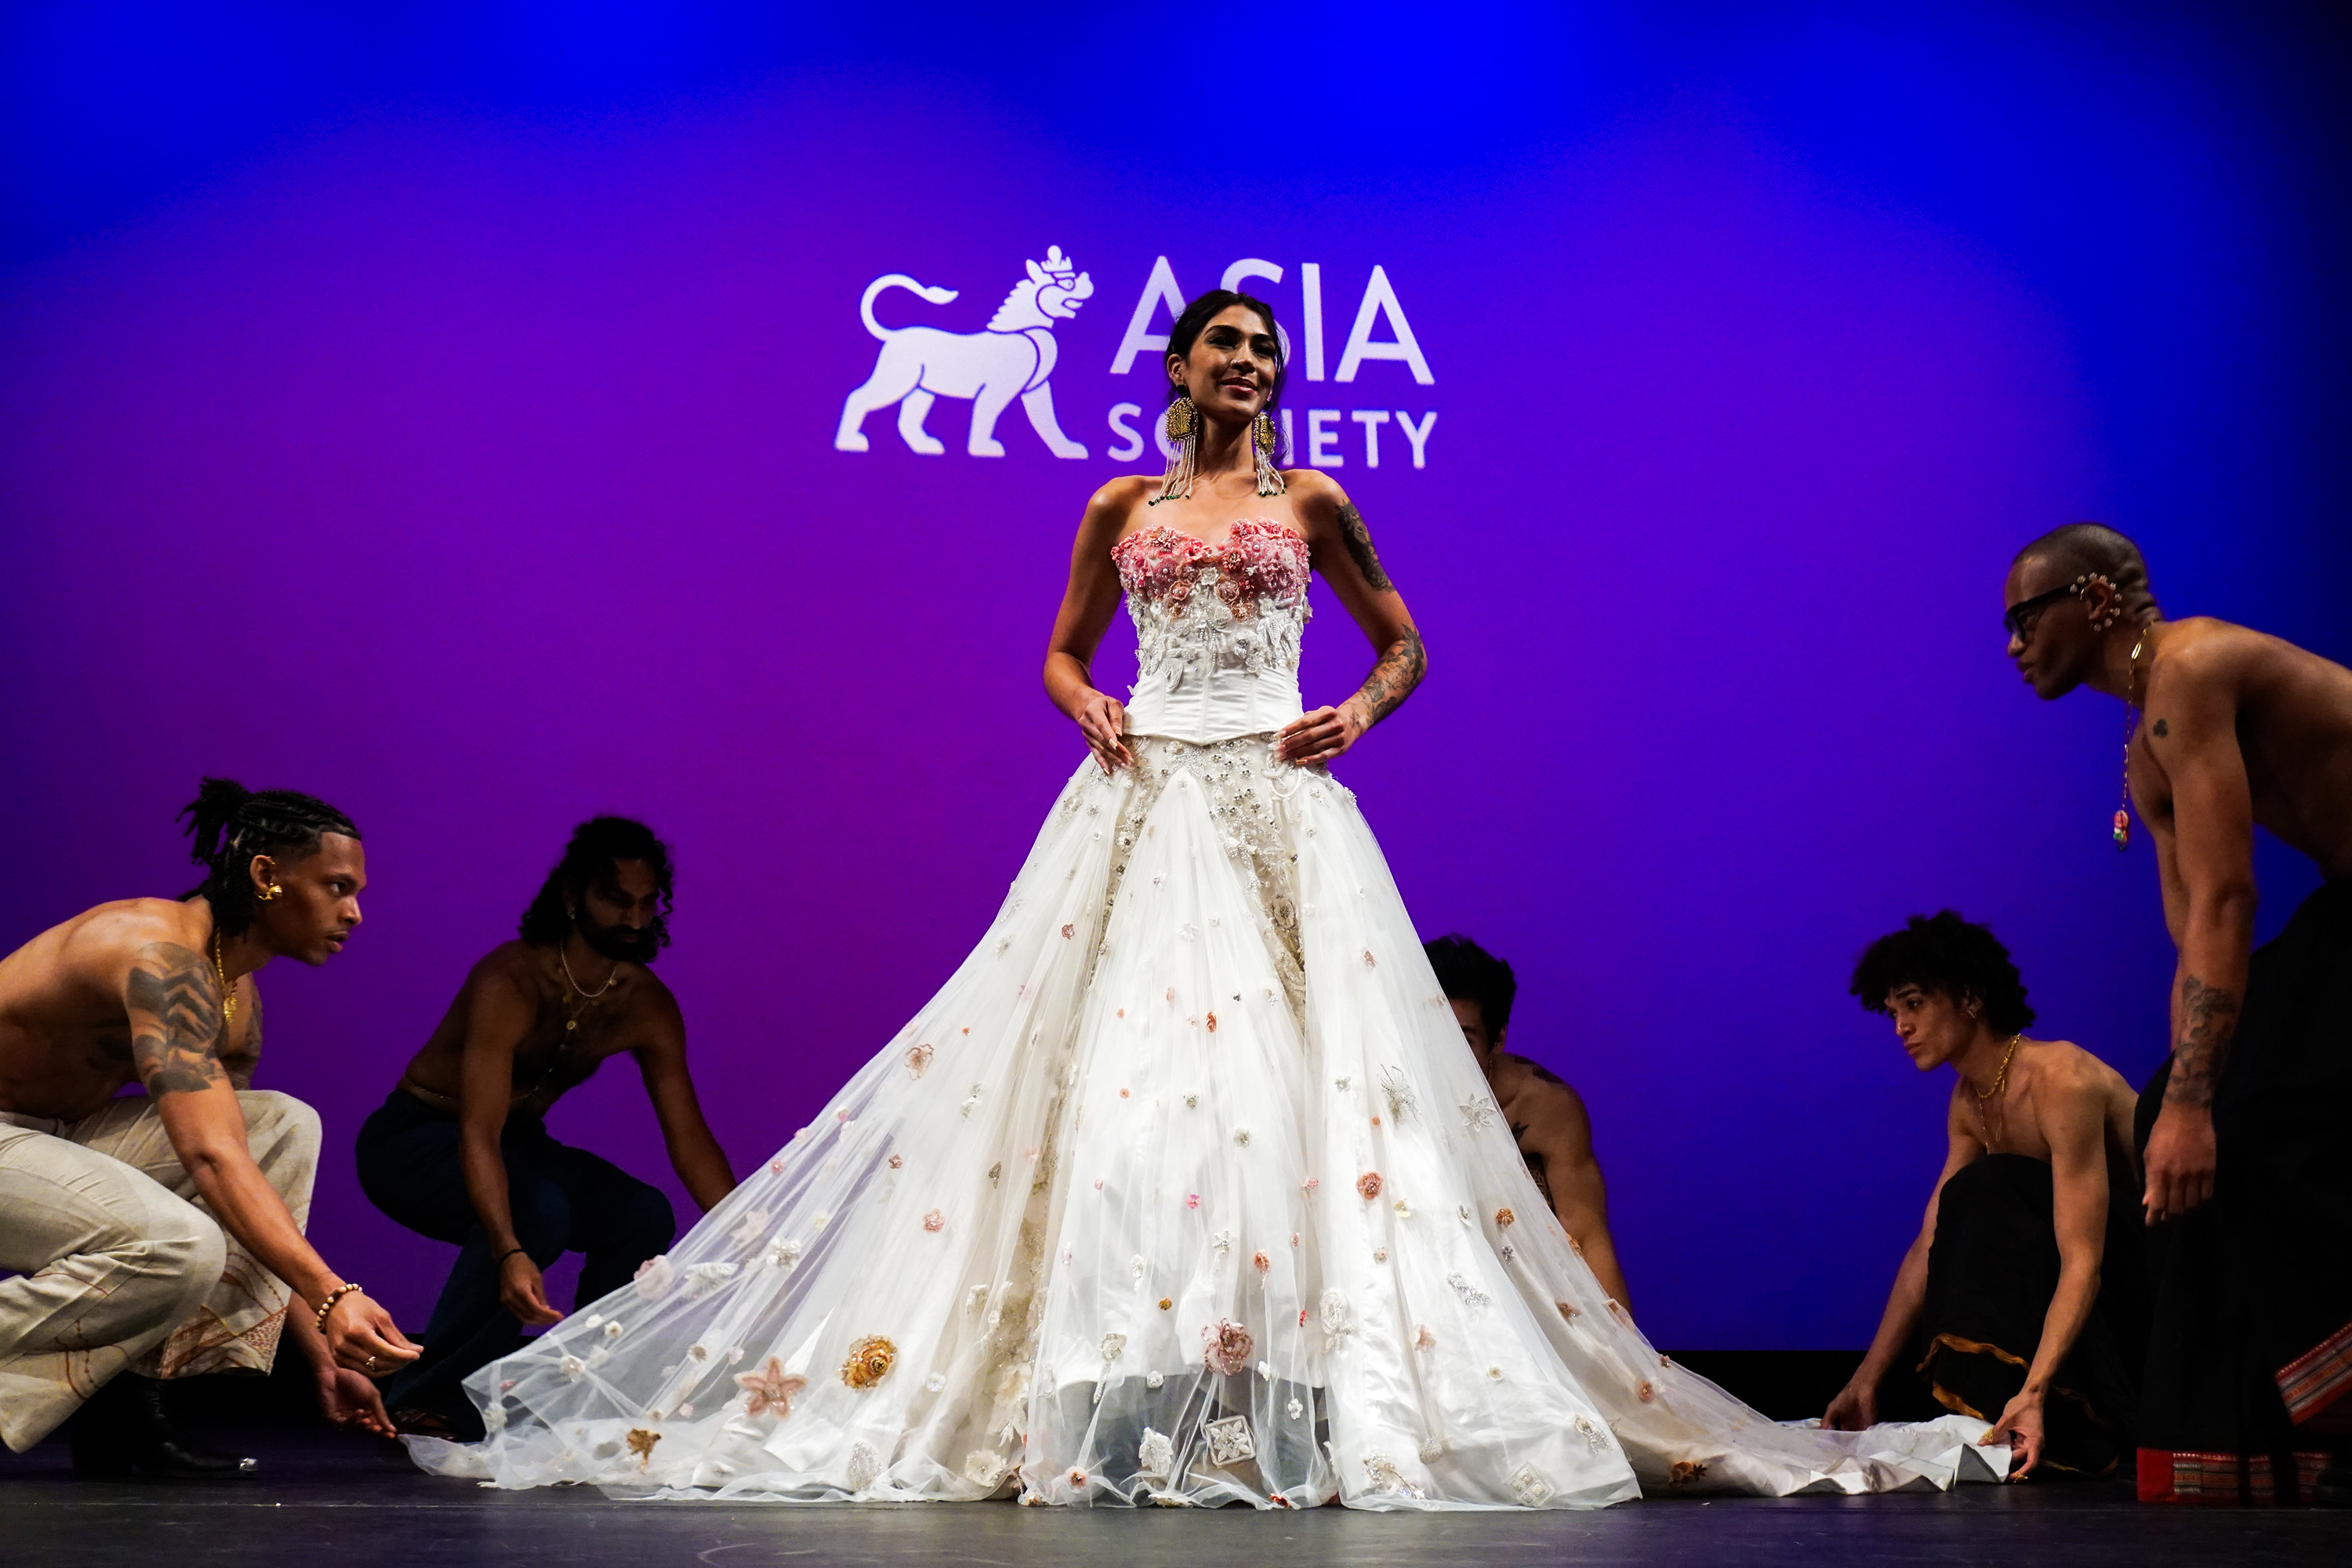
[125,941,227,1096]
[1335,503,1394,593]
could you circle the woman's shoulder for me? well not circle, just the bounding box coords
[1277,469,1350,528]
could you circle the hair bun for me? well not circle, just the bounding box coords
[178,776,253,868]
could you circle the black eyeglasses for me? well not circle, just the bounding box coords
[2002,579,2085,641]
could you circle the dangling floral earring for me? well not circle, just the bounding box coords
[1152,392,1198,504]
[1252,410,1286,497]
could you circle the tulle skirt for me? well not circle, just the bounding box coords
[408,733,2004,1506]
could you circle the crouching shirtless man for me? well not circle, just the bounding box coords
[1424,934,1634,1312]
[358,815,736,1439]
[1824,913,2147,1480]
[0,780,417,1475]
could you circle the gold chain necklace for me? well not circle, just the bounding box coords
[1973,1033,2022,1102]
[211,931,238,1029]
[556,945,619,1035]
[2114,624,2154,849]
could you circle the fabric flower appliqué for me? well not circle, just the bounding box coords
[1356,1171,1383,1201]
[558,1355,586,1382]
[1252,1250,1270,1274]
[632,1255,677,1301]
[728,1210,770,1253]
[735,1356,806,1419]
[904,1043,934,1078]
[1494,1207,1516,1229]
[1138,1427,1174,1479]
[1204,1414,1258,1465]
[841,1335,898,1389]
[685,1261,739,1299]
[1202,1319,1254,1377]
[626,1428,662,1469]
[1100,1332,1127,1363]
[922,1209,946,1232]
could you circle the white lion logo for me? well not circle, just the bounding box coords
[834,247,1096,459]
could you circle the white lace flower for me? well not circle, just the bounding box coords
[845,1440,880,1492]
[1379,1066,1417,1121]
[1319,1289,1353,1347]
[685,1261,738,1299]
[963,1449,1009,1489]
[768,1238,802,1270]
[1232,1126,1252,1147]
[587,1346,611,1369]
[1211,1229,1234,1257]
[1448,1271,1493,1308]
[1138,1428,1174,1479]
[1101,1333,1127,1363]
[1287,1397,1303,1420]
[583,1313,604,1330]
[1459,1092,1499,1132]
[965,1284,989,1313]
[1146,1370,1165,1389]
[632,1256,677,1301]
[1183,1092,1200,1109]
[924,1372,946,1392]
[1510,1463,1555,1506]
[1418,1436,1444,1461]
[728,1209,771,1252]
[558,1355,586,1382]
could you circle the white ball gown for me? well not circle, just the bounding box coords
[408,517,2003,1505]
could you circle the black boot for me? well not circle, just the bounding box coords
[69,1374,258,1480]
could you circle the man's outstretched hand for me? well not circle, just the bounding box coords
[1821,1379,1878,1432]
[318,1365,396,1439]
[1987,1390,2046,1480]
[2143,1102,2217,1224]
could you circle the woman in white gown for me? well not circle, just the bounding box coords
[409,292,2003,1507]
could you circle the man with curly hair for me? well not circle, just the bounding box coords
[354,816,737,1438]
[1823,912,2147,1481]
[2005,524,2352,1502]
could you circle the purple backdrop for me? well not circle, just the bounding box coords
[4,6,2346,1349]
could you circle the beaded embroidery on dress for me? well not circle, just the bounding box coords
[406,518,2005,1506]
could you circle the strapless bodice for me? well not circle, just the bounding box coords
[1112,517,1311,743]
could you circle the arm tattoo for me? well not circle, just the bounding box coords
[2152,718,2169,739]
[1337,504,1393,592]
[1355,626,1427,725]
[2166,972,2240,1109]
[125,942,228,1097]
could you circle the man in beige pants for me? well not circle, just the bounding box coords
[0,780,416,1475]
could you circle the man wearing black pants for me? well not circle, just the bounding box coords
[358,817,735,1437]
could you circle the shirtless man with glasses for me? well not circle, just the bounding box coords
[2002,522,2352,1504]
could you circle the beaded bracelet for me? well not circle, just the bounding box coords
[314,1282,363,1334]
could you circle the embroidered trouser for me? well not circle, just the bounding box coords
[357,1089,674,1432]
[2136,880,2352,1503]
[0,1091,321,1452]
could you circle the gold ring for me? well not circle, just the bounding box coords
[364,1354,379,1371]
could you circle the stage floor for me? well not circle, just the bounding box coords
[5,1425,2346,1567]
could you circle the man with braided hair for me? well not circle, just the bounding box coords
[0,779,417,1475]
[2004,524,2352,1503]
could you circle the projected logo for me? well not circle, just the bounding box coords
[835,249,1436,471]
[835,247,1098,459]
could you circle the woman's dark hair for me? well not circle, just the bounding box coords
[178,778,361,938]
[518,815,675,953]
[1165,289,1287,456]
[1849,910,2036,1036]
[1423,933,1517,1038]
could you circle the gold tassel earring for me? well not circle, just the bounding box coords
[1152,394,1198,504]
[1251,410,1286,497]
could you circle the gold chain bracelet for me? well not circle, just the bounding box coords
[314,1282,363,1334]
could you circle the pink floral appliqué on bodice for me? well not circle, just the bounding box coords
[1112,518,1312,743]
